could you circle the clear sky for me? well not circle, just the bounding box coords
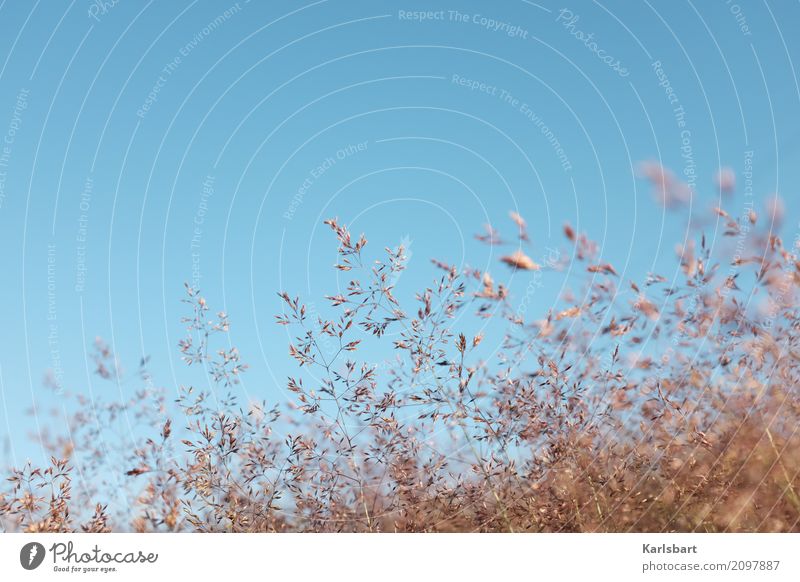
[0,0,798,466]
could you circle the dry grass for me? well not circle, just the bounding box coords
[2,168,799,532]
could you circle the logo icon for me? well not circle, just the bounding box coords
[20,542,46,570]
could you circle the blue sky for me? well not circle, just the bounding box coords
[0,0,798,466]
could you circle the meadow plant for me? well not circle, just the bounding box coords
[2,168,799,532]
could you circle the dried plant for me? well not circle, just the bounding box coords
[2,168,799,532]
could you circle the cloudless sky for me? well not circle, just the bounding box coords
[1,0,799,467]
